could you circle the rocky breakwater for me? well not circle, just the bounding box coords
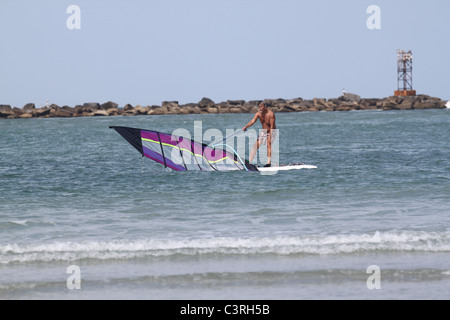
[0,94,447,119]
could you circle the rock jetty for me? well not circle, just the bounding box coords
[0,94,447,119]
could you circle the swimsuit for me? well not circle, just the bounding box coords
[258,130,277,145]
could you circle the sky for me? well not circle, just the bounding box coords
[1,0,449,108]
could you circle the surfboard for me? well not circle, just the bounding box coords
[257,164,318,172]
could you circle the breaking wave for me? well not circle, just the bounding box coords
[1,230,449,264]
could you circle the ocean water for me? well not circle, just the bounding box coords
[0,109,449,300]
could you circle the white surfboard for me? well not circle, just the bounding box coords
[257,164,318,172]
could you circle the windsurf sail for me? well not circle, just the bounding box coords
[110,126,258,172]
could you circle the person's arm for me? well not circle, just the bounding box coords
[242,113,259,131]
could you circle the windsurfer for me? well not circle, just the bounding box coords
[242,102,277,167]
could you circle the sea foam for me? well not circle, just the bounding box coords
[1,230,449,264]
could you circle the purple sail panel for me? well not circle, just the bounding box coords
[141,130,159,142]
[174,137,200,170]
[159,132,179,148]
[203,146,229,164]
[177,136,191,153]
[142,145,186,171]
[164,159,187,171]
[159,133,186,170]
[191,140,203,158]
[141,130,186,171]
[142,145,165,165]
[190,140,212,170]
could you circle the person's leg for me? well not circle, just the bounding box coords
[249,139,260,163]
[266,133,273,165]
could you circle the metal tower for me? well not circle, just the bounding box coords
[395,49,416,96]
